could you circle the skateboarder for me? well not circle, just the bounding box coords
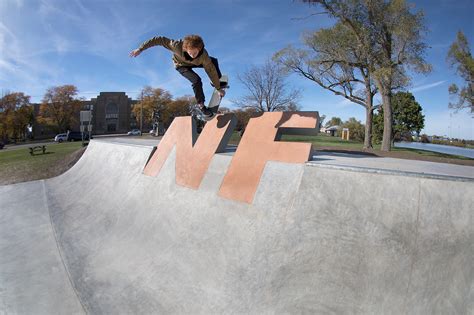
[129,34,226,119]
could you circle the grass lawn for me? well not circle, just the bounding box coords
[0,141,86,185]
[1,132,472,185]
[229,132,473,164]
[230,132,363,149]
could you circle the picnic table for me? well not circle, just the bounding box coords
[29,145,47,155]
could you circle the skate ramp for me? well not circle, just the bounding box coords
[1,139,473,314]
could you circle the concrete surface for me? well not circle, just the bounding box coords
[312,151,474,180]
[1,139,473,314]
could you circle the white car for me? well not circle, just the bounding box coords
[54,133,67,143]
[127,129,141,136]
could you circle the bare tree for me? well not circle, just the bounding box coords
[298,0,431,151]
[233,60,301,112]
[274,23,378,149]
[447,31,474,115]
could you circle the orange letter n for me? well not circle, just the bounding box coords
[144,114,236,189]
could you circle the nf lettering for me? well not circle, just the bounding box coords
[144,112,319,203]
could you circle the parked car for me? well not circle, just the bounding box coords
[127,129,141,136]
[54,133,68,143]
[67,131,91,142]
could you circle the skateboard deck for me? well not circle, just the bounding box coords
[191,75,229,122]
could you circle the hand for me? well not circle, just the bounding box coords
[129,49,141,57]
[218,89,226,97]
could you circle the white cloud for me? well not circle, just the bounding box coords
[0,18,63,95]
[0,59,17,75]
[335,98,355,109]
[0,0,165,101]
[412,80,446,92]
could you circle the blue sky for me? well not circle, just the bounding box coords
[0,0,473,139]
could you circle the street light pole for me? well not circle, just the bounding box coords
[140,91,143,136]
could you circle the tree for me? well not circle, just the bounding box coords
[133,86,173,129]
[219,107,231,113]
[341,117,365,142]
[446,31,474,115]
[372,91,424,144]
[324,116,342,127]
[232,108,259,133]
[0,92,33,142]
[368,0,430,151]
[274,21,378,149]
[233,60,301,112]
[39,85,83,133]
[372,109,384,145]
[299,0,431,151]
[318,114,326,129]
[161,96,194,128]
[392,92,425,140]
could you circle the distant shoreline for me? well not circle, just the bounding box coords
[395,141,474,159]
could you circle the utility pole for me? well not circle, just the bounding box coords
[140,90,143,136]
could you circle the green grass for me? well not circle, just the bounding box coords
[0,142,83,164]
[230,132,365,149]
[0,141,85,184]
[229,132,472,160]
[283,134,364,149]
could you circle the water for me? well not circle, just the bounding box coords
[394,141,474,159]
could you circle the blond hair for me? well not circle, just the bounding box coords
[183,35,204,50]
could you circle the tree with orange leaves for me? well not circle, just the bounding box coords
[38,85,83,133]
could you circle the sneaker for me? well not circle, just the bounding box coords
[220,81,229,89]
[201,106,214,118]
[210,81,229,89]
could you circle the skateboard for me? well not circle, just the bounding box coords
[191,75,229,122]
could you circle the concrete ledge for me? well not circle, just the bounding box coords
[307,161,474,182]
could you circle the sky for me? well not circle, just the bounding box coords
[0,0,473,139]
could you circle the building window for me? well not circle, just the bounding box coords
[106,102,118,132]
[106,102,118,115]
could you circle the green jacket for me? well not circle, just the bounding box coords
[138,36,221,89]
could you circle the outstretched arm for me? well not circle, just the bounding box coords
[129,36,177,57]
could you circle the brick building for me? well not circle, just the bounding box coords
[33,92,137,139]
[84,92,137,134]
